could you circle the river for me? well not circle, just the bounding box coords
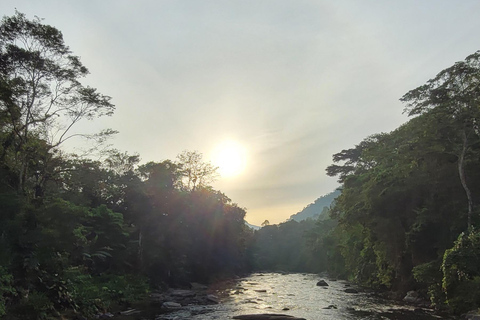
[153,272,456,320]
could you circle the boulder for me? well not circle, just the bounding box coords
[316,280,329,287]
[233,314,306,320]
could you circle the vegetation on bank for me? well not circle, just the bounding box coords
[1,11,480,318]
[251,51,480,314]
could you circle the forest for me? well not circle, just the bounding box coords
[1,11,480,319]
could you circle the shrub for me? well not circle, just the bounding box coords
[412,260,445,307]
[0,267,16,316]
[442,230,480,313]
[65,268,149,316]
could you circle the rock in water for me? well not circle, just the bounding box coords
[232,314,306,320]
[403,291,419,303]
[170,289,196,297]
[344,288,358,293]
[161,301,182,309]
[316,280,329,286]
[206,294,219,304]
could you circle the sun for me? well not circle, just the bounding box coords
[212,140,247,178]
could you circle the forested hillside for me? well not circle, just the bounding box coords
[289,189,340,222]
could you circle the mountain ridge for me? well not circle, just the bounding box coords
[289,189,340,222]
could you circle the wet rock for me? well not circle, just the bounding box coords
[161,301,182,309]
[344,288,358,293]
[403,290,419,303]
[206,294,219,304]
[150,292,165,302]
[119,309,140,316]
[244,299,258,304]
[94,313,114,319]
[316,280,329,286]
[170,289,196,298]
[190,282,208,290]
[464,310,480,320]
[282,307,290,311]
[322,304,337,309]
[233,314,306,320]
[255,289,267,292]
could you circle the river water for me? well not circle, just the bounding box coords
[154,272,456,320]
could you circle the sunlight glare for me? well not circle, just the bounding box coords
[212,140,247,178]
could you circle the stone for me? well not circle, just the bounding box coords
[119,309,141,316]
[95,313,114,319]
[464,310,480,320]
[170,289,196,297]
[316,280,329,286]
[233,314,306,320]
[344,288,358,293]
[403,291,419,303]
[206,294,219,304]
[161,301,182,309]
[190,282,208,290]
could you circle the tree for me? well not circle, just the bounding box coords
[401,51,480,229]
[176,150,218,191]
[0,11,115,195]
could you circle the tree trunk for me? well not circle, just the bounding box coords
[138,229,143,270]
[458,128,473,230]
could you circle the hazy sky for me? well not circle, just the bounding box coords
[2,1,479,225]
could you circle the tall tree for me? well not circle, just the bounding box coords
[401,51,480,229]
[0,11,115,195]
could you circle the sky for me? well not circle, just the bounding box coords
[2,1,480,225]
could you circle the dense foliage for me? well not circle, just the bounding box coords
[0,13,250,318]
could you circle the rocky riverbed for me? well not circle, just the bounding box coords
[108,272,460,320]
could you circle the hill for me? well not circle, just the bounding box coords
[289,189,340,222]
